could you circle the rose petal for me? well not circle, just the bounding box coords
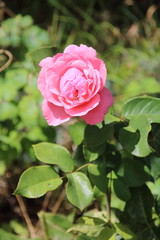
[64,44,97,58]
[38,68,47,98]
[88,58,107,90]
[42,100,71,126]
[65,94,100,116]
[39,57,53,68]
[81,88,113,125]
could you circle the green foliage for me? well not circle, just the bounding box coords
[38,211,73,240]
[0,229,20,240]
[66,172,94,211]
[68,121,86,145]
[2,3,160,239]
[120,96,160,157]
[29,46,57,70]
[14,165,62,198]
[33,142,73,172]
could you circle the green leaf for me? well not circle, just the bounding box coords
[78,216,105,225]
[28,46,57,70]
[77,234,96,240]
[0,102,17,121]
[149,156,160,180]
[18,96,39,126]
[83,144,106,162]
[38,212,73,240]
[97,226,116,240]
[84,124,114,148]
[147,178,160,196]
[113,223,137,240]
[113,178,131,201]
[5,69,28,89]
[121,96,160,157]
[68,121,86,145]
[119,126,140,153]
[0,229,20,240]
[68,224,104,237]
[104,113,121,124]
[66,172,93,211]
[88,164,108,192]
[28,238,42,240]
[116,158,150,187]
[14,165,62,198]
[33,142,73,172]
[123,185,159,240]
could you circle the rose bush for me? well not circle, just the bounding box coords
[38,44,113,125]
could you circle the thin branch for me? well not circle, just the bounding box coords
[0,49,13,72]
[75,163,92,172]
[106,171,112,223]
[52,188,66,214]
[16,195,36,238]
[42,191,52,211]
[106,188,111,223]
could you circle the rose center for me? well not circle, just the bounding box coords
[60,68,90,102]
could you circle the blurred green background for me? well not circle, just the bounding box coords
[0,0,160,239]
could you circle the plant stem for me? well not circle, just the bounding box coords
[16,195,36,238]
[38,211,49,240]
[106,188,111,223]
[52,188,66,214]
[75,163,92,172]
[102,120,105,127]
[106,172,112,223]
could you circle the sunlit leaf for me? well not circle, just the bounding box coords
[14,165,62,198]
[68,121,86,145]
[121,96,160,157]
[66,172,93,211]
[33,142,73,172]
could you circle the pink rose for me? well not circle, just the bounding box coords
[38,44,113,126]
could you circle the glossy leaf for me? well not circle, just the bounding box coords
[83,143,106,162]
[33,142,73,172]
[104,113,121,124]
[14,165,62,198]
[113,178,131,201]
[68,224,104,237]
[123,185,159,240]
[84,124,114,148]
[68,121,86,145]
[88,164,108,192]
[116,158,150,187]
[121,96,160,157]
[113,223,137,240]
[97,227,116,240]
[66,172,93,211]
[149,156,160,180]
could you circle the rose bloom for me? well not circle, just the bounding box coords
[38,44,113,126]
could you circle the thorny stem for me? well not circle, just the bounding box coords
[16,195,36,238]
